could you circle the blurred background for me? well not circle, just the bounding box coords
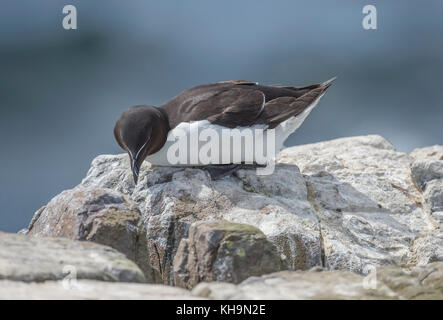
[1,0,442,232]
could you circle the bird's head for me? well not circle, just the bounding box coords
[114,105,169,184]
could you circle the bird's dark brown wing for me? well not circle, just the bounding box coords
[257,85,328,128]
[216,80,258,85]
[201,88,265,128]
[160,78,335,129]
[161,85,266,128]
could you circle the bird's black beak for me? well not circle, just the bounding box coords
[131,158,139,184]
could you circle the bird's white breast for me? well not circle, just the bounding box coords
[146,94,323,166]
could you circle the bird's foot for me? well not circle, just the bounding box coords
[199,163,266,180]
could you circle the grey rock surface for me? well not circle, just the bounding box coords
[0,279,199,300]
[410,145,443,161]
[24,135,442,288]
[25,188,158,281]
[408,145,443,265]
[279,135,441,272]
[0,232,145,283]
[410,146,443,225]
[2,262,441,300]
[27,188,140,257]
[173,221,286,289]
[192,261,443,300]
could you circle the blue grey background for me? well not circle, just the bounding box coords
[1,1,442,232]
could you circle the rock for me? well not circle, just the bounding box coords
[279,135,440,271]
[25,188,159,282]
[408,146,443,265]
[193,270,394,300]
[410,145,443,226]
[25,135,442,288]
[410,229,443,266]
[173,221,286,289]
[0,232,145,283]
[192,261,443,300]
[0,280,200,300]
[3,261,441,300]
[410,159,443,192]
[26,188,139,254]
[376,261,443,300]
[410,145,443,161]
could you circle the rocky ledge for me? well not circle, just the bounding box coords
[1,232,441,299]
[3,134,441,299]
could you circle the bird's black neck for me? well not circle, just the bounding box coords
[155,106,171,132]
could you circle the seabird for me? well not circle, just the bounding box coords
[114,78,336,183]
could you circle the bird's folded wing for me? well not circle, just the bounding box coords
[217,80,258,85]
[203,88,266,128]
[258,86,326,128]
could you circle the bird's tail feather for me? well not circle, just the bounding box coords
[261,77,336,128]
